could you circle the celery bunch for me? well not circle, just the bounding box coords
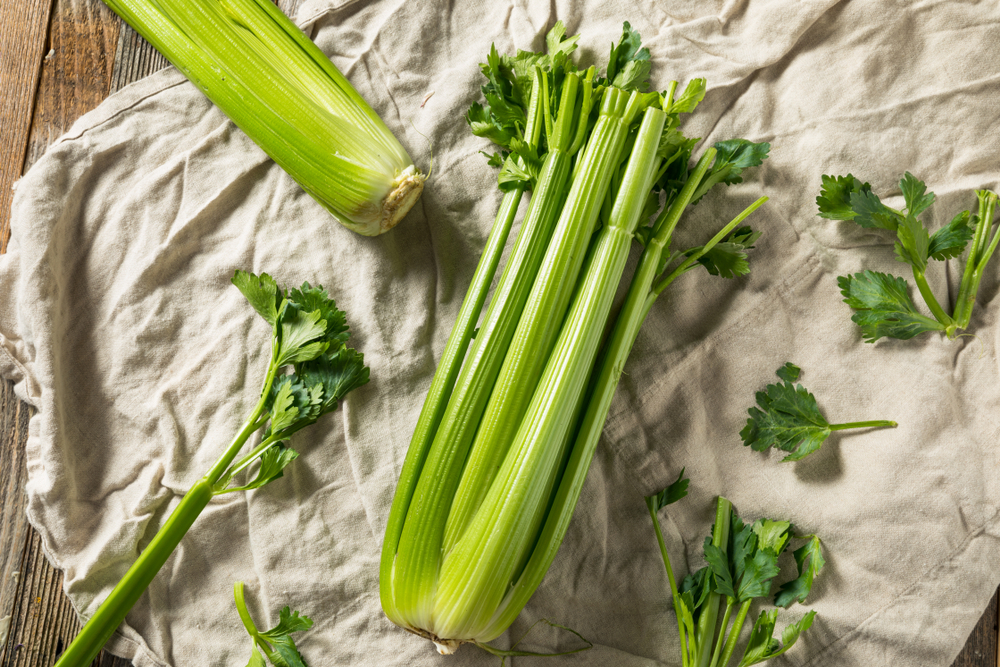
[102,0,424,235]
[380,22,770,653]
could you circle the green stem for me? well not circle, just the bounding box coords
[447,105,664,643]
[205,363,277,484]
[912,268,953,328]
[55,312,298,667]
[652,150,716,243]
[654,196,768,295]
[442,150,575,552]
[379,64,551,624]
[53,480,215,667]
[955,191,999,329]
[694,497,732,667]
[828,420,897,431]
[717,599,752,667]
[663,80,678,112]
[378,187,524,626]
[220,431,286,482]
[647,503,690,666]
[708,598,736,667]
[234,581,259,638]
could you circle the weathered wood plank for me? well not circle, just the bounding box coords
[0,0,55,253]
[109,20,167,94]
[22,0,120,172]
[0,380,33,666]
[952,590,1000,667]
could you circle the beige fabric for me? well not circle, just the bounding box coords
[1,1,999,665]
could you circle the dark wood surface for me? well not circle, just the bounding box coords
[0,1,996,666]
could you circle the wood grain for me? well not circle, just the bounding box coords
[22,0,119,172]
[0,379,32,665]
[0,0,55,253]
[108,20,166,94]
[952,591,1000,667]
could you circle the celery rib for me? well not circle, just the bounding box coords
[379,188,524,627]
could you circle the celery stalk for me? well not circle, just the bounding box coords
[378,189,523,627]
[101,0,423,235]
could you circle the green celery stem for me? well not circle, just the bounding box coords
[911,269,953,328]
[955,192,999,329]
[717,599,752,666]
[648,503,690,664]
[467,107,665,641]
[379,187,523,623]
[708,598,736,667]
[234,581,258,637]
[383,67,544,582]
[653,197,769,296]
[435,224,636,640]
[54,480,214,667]
[442,150,573,552]
[389,160,571,626]
[829,420,897,431]
[694,497,732,667]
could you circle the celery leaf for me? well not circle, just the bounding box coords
[753,519,792,554]
[774,362,799,383]
[741,362,896,460]
[774,536,825,608]
[893,213,929,272]
[816,174,868,221]
[837,270,945,342]
[467,102,514,146]
[297,346,370,415]
[738,609,816,667]
[287,282,349,347]
[545,21,580,66]
[740,370,831,462]
[900,171,936,217]
[849,188,901,231]
[235,585,313,667]
[668,78,706,114]
[704,540,737,599]
[690,139,770,203]
[738,550,781,602]
[276,307,328,367]
[646,468,689,512]
[928,210,975,260]
[233,270,280,326]
[606,22,651,91]
[691,226,760,278]
[227,444,299,493]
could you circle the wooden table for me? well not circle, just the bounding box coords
[0,1,997,665]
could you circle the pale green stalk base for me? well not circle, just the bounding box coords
[380,188,524,626]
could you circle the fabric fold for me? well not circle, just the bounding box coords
[1,1,998,665]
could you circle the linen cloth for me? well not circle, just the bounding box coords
[1,0,999,665]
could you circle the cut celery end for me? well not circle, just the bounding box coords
[101,0,423,235]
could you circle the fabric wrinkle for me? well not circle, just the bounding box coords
[0,2,998,666]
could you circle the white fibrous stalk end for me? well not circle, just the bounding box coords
[376,164,426,235]
[433,639,462,655]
